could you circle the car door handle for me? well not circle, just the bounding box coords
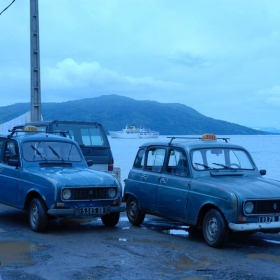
[159,177,168,184]
[141,175,148,180]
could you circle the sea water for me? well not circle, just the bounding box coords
[109,135,280,183]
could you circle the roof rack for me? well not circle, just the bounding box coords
[167,134,230,145]
[8,128,69,138]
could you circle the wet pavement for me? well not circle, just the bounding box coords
[0,204,280,279]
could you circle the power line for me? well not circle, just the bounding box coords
[0,0,16,16]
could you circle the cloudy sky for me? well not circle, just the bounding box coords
[1,0,280,129]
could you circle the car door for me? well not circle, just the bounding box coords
[137,146,166,212]
[156,148,190,220]
[0,140,20,206]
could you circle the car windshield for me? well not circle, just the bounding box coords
[191,148,254,171]
[22,141,83,162]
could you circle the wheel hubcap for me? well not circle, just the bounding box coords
[206,216,218,241]
[129,201,137,218]
[31,204,38,226]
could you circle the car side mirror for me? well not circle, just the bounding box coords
[87,160,93,167]
[8,158,20,167]
[260,169,266,176]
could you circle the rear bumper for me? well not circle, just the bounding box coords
[47,204,126,217]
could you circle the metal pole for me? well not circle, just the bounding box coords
[30,0,41,121]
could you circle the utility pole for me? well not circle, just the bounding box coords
[30,0,41,121]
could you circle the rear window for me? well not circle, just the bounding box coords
[52,123,108,147]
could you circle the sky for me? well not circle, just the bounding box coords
[0,0,280,129]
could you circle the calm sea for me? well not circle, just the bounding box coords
[109,135,280,183]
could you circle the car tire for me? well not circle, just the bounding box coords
[126,196,145,226]
[29,198,49,232]
[101,212,120,227]
[203,209,228,248]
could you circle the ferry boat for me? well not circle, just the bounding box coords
[109,125,159,139]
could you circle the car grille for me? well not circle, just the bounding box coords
[62,187,117,201]
[248,200,280,215]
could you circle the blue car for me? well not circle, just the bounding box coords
[124,134,280,248]
[0,129,125,232]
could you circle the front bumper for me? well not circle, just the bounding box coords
[229,222,280,232]
[47,204,125,217]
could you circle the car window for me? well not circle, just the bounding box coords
[146,148,165,173]
[53,123,107,147]
[22,141,83,162]
[167,149,189,176]
[0,140,3,163]
[80,128,105,146]
[191,148,254,170]
[133,148,145,169]
[3,141,19,165]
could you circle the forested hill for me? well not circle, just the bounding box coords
[0,94,270,135]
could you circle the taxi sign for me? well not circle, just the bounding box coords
[201,133,217,140]
[24,125,38,131]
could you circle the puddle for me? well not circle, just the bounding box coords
[118,238,127,242]
[263,239,280,245]
[247,253,280,264]
[162,229,189,238]
[119,216,129,222]
[180,277,207,280]
[0,241,47,267]
[106,237,154,244]
[173,255,212,270]
[122,226,130,230]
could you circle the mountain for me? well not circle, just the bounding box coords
[253,127,280,134]
[0,94,272,135]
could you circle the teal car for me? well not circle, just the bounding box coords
[124,134,280,248]
[0,129,125,232]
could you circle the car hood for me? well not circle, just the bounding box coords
[197,176,280,199]
[24,167,118,187]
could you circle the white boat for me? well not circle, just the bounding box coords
[109,125,159,139]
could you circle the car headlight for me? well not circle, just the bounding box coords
[62,189,72,200]
[108,188,116,198]
[244,201,254,214]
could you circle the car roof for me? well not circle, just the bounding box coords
[139,136,244,152]
[25,120,103,126]
[0,131,76,144]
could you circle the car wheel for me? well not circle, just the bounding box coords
[101,212,120,227]
[29,198,48,232]
[126,196,145,226]
[203,209,228,248]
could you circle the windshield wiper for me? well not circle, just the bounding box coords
[212,163,231,169]
[194,162,214,169]
[31,145,47,161]
[48,146,64,162]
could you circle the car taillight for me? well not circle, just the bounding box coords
[108,157,114,171]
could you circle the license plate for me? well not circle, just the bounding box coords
[259,216,279,223]
[80,207,106,215]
